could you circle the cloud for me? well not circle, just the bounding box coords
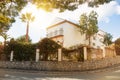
[95,1,119,23]
[116,5,120,14]
[17,1,120,27]
[51,1,120,23]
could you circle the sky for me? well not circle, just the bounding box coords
[0,0,120,43]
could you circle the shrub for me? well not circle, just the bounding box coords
[37,38,61,60]
[16,35,32,43]
[0,45,4,54]
[0,44,5,60]
[5,38,61,61]
[62,45,84,61]
[5,39,37,61]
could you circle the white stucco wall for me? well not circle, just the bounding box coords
[62,22,87,48]
[91,30,106,48]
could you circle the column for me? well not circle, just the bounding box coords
[58,48,62,61]
[36,49,40,62]
[10,51,14,61]
[83,46,87,60]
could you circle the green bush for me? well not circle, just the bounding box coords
[0,44,5,60]
[5,39,36,61]
[0,45,4,54]
[62,46,84,61]
[4,38,61,61]
[16,35,32,43]
[37,38,61,60]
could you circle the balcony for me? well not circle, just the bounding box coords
[47,28,63,38]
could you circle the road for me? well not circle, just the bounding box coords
[0,66,120,80]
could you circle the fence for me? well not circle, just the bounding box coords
[62,47,84,61]
[105,47,116,57]
[87,46,116,60]
[0,46,117,62]
[87,48,103,60]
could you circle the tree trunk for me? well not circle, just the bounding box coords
[4,40,6,47]
[85,34,91,46]
[88,36,91,46]
[26,21,29,42]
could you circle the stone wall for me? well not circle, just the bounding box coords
[105,47,116,57]
[0,56,120,71]
[87,48,103,60]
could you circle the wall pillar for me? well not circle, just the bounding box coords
[36,49,40,62]
[58,48,62,61]
[83,46,87,60]
[10,51,14,61]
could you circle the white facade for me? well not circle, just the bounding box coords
[91,30,106,48]
[46,18,106,48]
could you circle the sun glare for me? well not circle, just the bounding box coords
[21,3,54,28]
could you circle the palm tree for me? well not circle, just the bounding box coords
[20,12,35,42]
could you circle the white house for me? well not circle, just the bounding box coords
[46,17,106,49]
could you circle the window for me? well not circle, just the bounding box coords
[59,28,63,35]
[93,36,96,40]
[46,33,49,37]
[54,30,57,36]
[97,46,100,48]
[93,43,95,46]
[49,32,53,37]
[100,38,103,42]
